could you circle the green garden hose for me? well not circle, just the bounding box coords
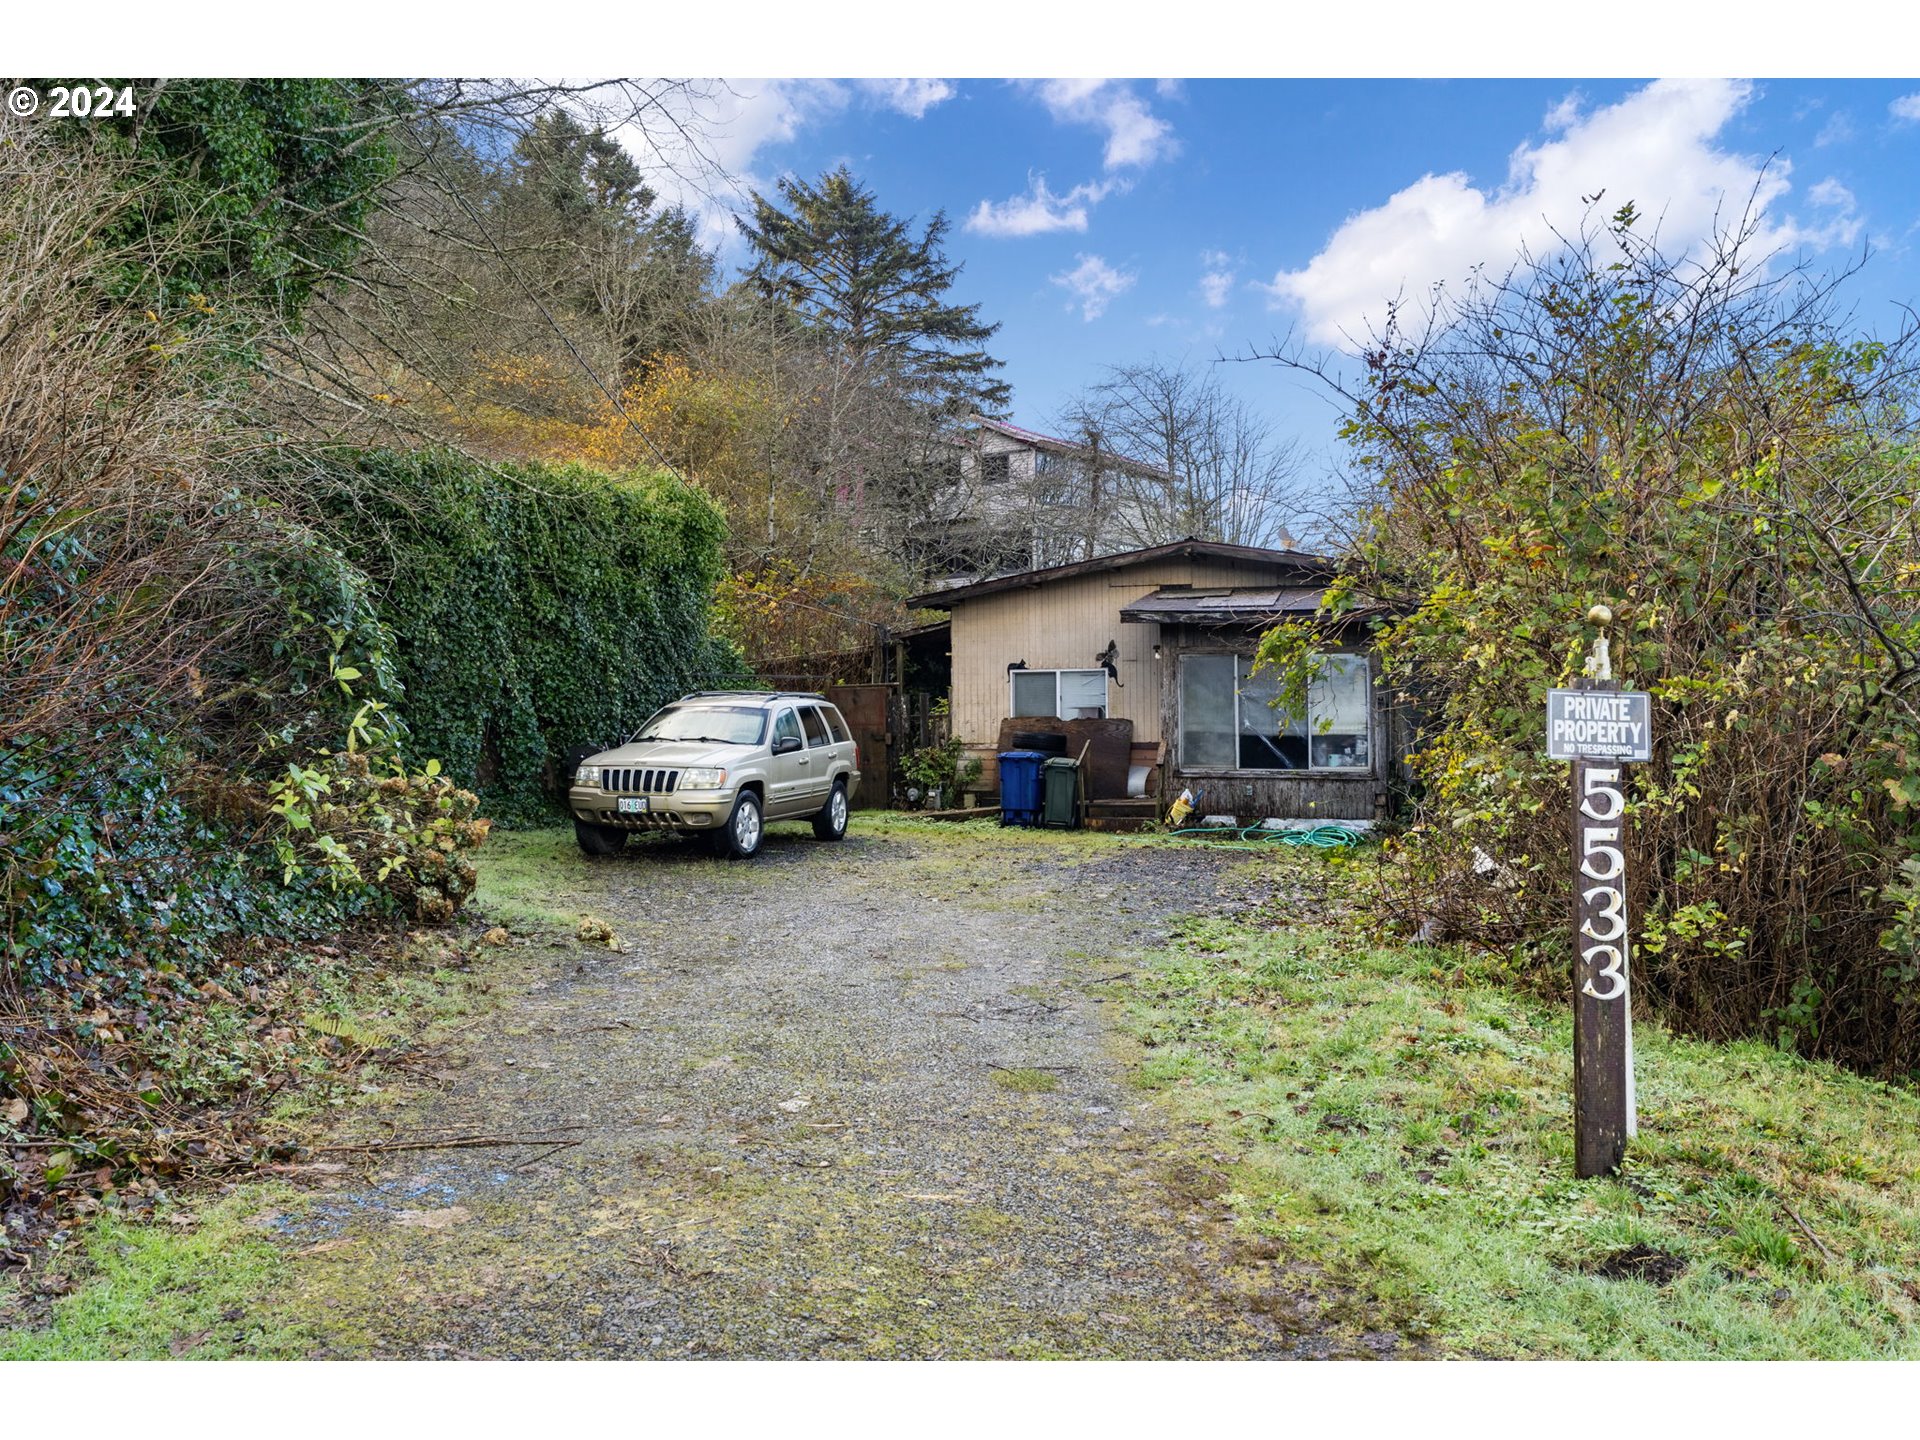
[1155,823,1364,850]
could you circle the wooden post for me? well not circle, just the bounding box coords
[1570,674,1635,1179]
[1550,616,1646,1179]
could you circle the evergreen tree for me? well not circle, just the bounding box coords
[504,110,655,229]
[737,166,1010,417]
[494,111,715,388]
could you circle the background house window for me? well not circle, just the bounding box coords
[1178,653,1370,772]
[1034,451,1057,476]
[1010,667,1109,719]
[981,453,1011,485]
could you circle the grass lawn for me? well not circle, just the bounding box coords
[1124,855,1920,1359]
[0,1189,310,1360]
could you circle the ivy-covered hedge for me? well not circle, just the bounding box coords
[302,448,741,824]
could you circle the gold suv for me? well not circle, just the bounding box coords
[567,692,861,859]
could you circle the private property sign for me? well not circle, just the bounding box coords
[1546,688,1653,762]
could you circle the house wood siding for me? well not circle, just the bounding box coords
[947,556,1307,752]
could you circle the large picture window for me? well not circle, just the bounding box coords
[1010,667,1109,720]
[1179,652,1370,772]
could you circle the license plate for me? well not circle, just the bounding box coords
[617,796,649,814]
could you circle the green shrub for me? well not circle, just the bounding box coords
[297,447,740,823]
[261,751,489,925]
[0,495,487,1001]
[0,722,370,998]
[90,78,399,323]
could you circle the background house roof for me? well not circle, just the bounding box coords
[904,536,1333,610]
[965,416,1177,482]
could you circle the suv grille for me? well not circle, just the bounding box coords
[602,768,680,795]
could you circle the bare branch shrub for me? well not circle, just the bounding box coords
[0,118,268,755]
[1255,204,1920,1071]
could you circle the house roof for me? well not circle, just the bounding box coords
[966,416,1176,482]
[904,537,1334,611]
[1118,586,1330,624]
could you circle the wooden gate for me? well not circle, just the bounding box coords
[827,683,896,809]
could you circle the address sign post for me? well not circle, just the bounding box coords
[1546,609,1651,1179]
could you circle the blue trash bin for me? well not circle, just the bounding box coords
[996,750,1047,827]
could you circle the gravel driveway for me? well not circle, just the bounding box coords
[280,820,1358,1358]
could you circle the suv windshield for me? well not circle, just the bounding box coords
[632,705,768,746]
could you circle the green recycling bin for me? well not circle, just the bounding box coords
[1042,756,1081,829]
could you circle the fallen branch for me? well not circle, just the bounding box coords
[506,1139,583,1173]
[311,1130,584,1154]
[987,1063,1079,1074]
[1785,1205,1840,1267]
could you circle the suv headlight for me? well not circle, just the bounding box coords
[575,765,602,787]
[679,767,727,789]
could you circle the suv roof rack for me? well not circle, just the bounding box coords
[684,689,827,702]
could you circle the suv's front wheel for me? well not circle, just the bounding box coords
[812,779,849,841]
[575,818,627,857]
[712,789,763,859]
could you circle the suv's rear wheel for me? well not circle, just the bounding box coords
[713,790,763,859]
[812,779,849,841]
[575,818,627,857]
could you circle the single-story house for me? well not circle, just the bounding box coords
[904,537,1405,825]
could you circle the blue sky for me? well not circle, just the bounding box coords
[628,77,1920,484]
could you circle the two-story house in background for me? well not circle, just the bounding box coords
[915,415,1190,585]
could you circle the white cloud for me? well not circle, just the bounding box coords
[612,80,844,253]
[963,81,1174,246]
[858,79,955,119]
[1815,111,1855,147]
[1027,80,1178,171]
[1262,79,1864,347]
[613,79,951,257]
[1051,253,1136,321]
[964,174,1123,238]
[1893,93,1920,124]
[1543,91,1585,132]
[1199,249,1235,308]
[1808,177,1854,209]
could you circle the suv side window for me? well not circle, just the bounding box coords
[773,708,803,750]
[800,706,831,748]
[822,706,850,744]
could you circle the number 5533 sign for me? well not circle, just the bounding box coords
[1577,765,1631,1003]
[1553,686,1651,1179]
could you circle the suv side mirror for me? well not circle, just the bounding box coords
[773,735,803,755]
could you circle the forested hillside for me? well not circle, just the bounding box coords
[0,83,763,1227]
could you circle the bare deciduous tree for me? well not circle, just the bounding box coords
[1049,360,1306,552]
